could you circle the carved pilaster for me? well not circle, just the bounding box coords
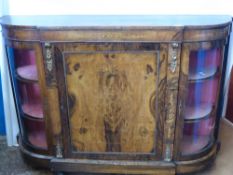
[44,42,57,87]
[164,42,181,161]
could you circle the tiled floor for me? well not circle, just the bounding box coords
[0,119,233,175]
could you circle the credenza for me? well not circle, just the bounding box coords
[0,15,232,174]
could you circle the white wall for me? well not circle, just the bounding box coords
[1,0,19,146]
[6,0,233,15]
[1,0,233,145]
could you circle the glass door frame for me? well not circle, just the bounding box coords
[174,40,226,161]
[5,40,52,155]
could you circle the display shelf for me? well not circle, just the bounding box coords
[189,67,218,82]
[22,103,43,119]
[181,135,210,155]
[16,75,37,84]
[23,117,47,149]
[181,117,214,155]
[183,117,214,136]
[18,82,43,119]
[28,131,47,149]
[184,103,213,121]
[16,65,38,82]
[186,78,218,114]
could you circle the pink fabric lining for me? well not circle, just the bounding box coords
[14,49,36,67]
[18,83,43,118]
[22,103,43,119]
[23,118,47,149]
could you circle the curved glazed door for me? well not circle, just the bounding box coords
[176,41,226,160]
[6,41,50,154]
[52,43,168,160]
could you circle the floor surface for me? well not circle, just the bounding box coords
[0,119,233,175]
[198,119,233,175]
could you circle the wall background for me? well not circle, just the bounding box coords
[0,0,5,135]
[0,74,6,135]
[5,0,233,15]
[1,0,233,145]
[0,0,19,143]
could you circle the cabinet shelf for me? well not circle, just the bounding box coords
[22,113,44,122]
[181,135,211,155]
[16,65,38,82]
[184,103,213,121]
[28,131,47,149]
[189,67,218,83]
[23,116,47,149]
[22,103,43,119]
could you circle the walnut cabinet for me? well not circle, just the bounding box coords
[0,15,232,174]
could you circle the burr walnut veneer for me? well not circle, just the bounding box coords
[0,15,232,174]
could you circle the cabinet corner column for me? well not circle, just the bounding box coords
[163,42,181,161]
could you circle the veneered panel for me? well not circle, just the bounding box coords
[64,51,158,153]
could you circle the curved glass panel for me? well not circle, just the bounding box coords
[181,48,222,155]
[14,49,38,81]
[23,117,47,148]
[18,82,43,119]
[7,47,47,149]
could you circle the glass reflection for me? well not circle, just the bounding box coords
[182,48,221,155]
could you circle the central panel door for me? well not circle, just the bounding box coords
[55,43,167,159]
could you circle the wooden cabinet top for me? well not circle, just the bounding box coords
[0,15,232,42]
[0,15,232,28]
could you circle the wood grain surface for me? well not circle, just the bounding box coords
[64,51,158,153]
